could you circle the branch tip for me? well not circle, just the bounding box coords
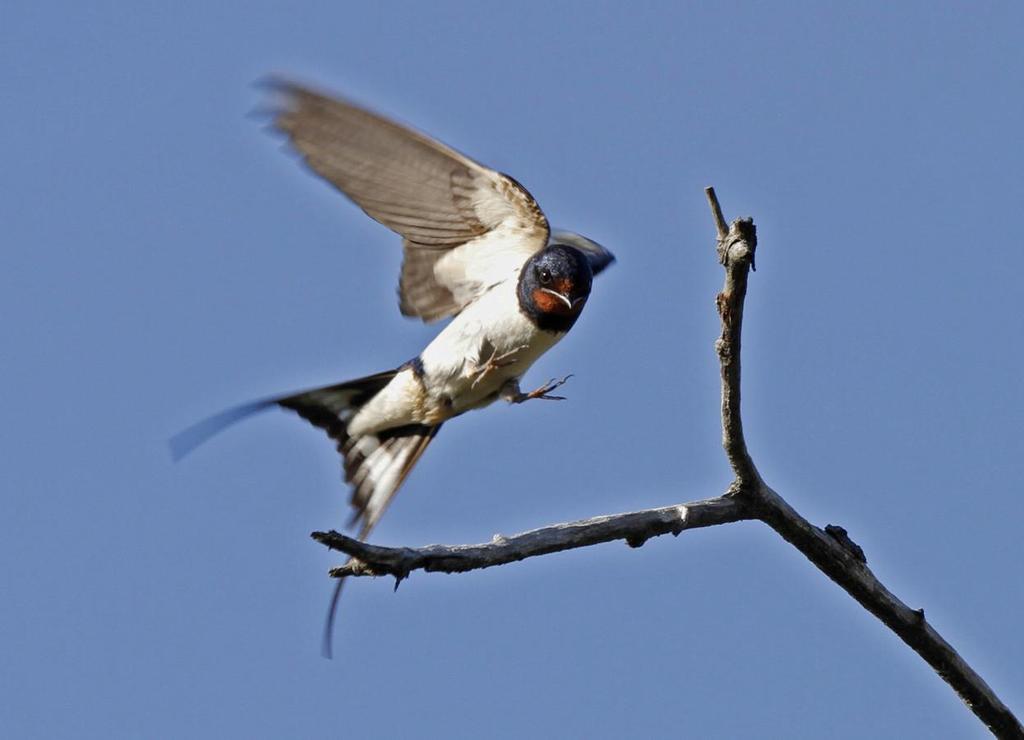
[705,186,729,240]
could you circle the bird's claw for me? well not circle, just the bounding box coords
[469,345,527,388]
[523,374,574,401]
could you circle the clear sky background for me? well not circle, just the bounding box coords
[3,2,1022,738]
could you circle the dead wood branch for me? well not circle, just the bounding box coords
[311,187,1022,738]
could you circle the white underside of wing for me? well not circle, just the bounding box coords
[429,217,545,312]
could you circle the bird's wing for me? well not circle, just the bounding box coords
[549,229,617,277]
[267,81,550,322]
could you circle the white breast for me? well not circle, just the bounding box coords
[347,279,564,437]
[419,278,563,413]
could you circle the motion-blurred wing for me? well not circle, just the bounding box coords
[267,81,550,322]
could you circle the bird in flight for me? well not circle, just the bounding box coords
[171,81,615,651]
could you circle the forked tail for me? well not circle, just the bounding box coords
[170,368,443,656]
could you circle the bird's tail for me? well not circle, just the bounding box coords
[170,368,442,657]
[168,369,398,463]
[170,367,441,535]
[271,373,444,659]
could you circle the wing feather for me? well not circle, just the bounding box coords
[265,81,550,321]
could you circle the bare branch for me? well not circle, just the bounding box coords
[705,185,729,240]
[706,189,1022,738]
[710,191,761,486]
[309,187,1022,738]
[757,488,1023,738]
[312,496,752,579]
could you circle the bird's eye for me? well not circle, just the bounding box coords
[538,268,552,285]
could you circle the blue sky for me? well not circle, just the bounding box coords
[3,2,1022,738]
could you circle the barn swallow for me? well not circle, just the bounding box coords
[171,81,615,651]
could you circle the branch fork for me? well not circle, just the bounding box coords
[310,187,1022,738]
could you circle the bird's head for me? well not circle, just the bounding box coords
[517,244,595,332]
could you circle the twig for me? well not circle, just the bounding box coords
[311,187,1023,738]
[705,184,729,239]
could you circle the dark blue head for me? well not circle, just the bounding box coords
[517,244,594,333]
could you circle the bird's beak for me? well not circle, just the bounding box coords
[540,287,573,310]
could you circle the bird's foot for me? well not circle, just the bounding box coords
[502,375,573,404]
[469,345,527,389]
